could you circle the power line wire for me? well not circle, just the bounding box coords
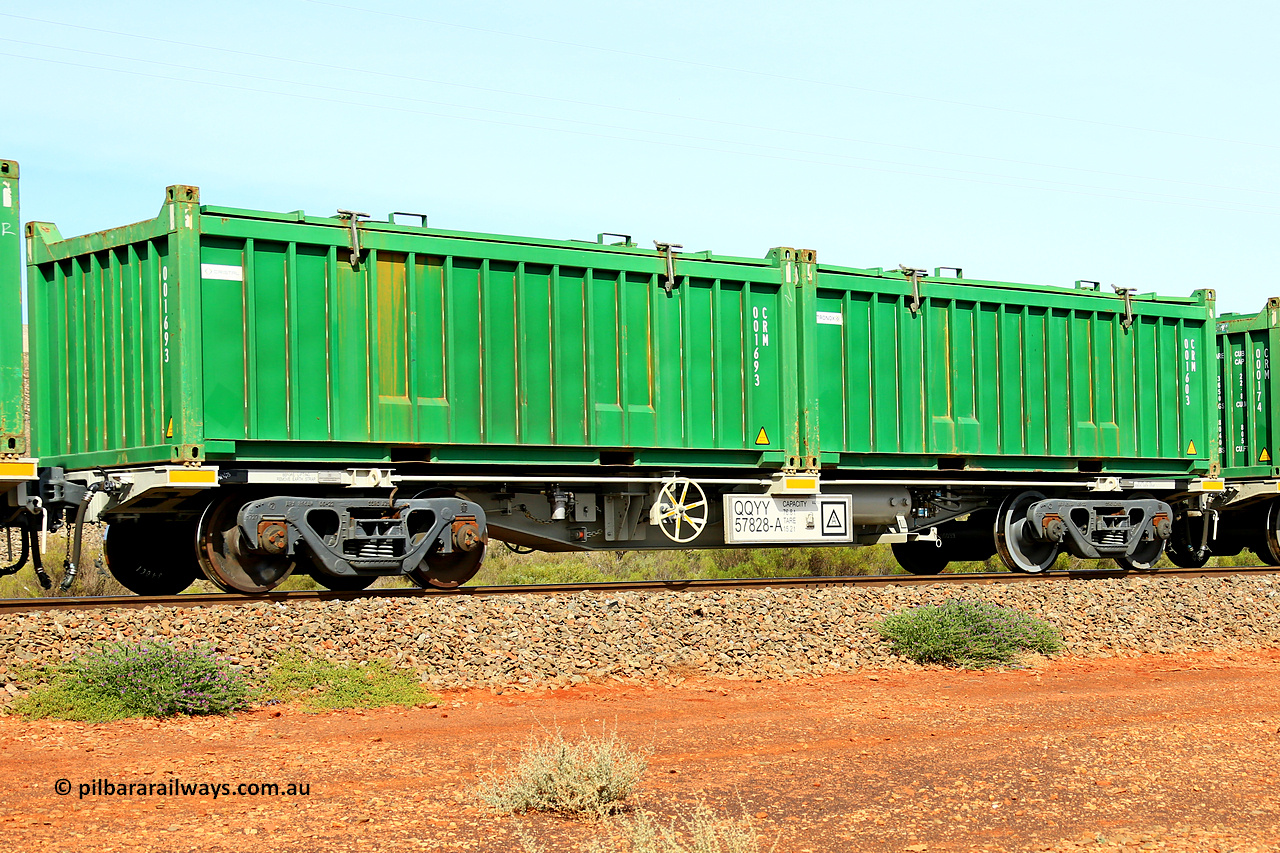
[3,11,1276,200]
[2,48,1275,219]
[6,36,1277,213]
[299,0,1280,152]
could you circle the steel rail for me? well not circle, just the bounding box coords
[0,565,1277,615]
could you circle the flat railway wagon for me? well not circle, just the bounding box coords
[0,165,1238,594]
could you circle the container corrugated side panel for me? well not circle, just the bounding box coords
[24,185,200,470]
[28,231,175,465]
[812,269,1215,475]
[1216,303,1280,479]
[197,211,795,466]
[0,159,22,453]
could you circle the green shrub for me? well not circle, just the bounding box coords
[875,599,1063,669]
[479,725,649,819]
[11,641,250,722]
[264,654,430,710]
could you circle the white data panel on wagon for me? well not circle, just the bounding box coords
[723,494,853,544]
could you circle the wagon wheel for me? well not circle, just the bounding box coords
[1116,539,1165,572]
[891,541,949,575]
[104,518,202,596]
[407,533,488,589]
[402,488,489,589]
[1163,510,1211,569]
[653,477,709,544]
[196,493,296,594]
[994,491,1059,573]
[1253,501,1280,566]
[1115,493,1167,572]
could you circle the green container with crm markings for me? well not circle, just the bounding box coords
[0,159,22,455]
[1216,301,1280,480]
[23,183,1217,479]
[25,186,799,471]
[807,264,1217,476]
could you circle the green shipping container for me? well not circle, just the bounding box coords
[26,186,806,471]
[25,185,1217,479]
[1216,301,1280,480]
[807,264,1217,476]
[0,159,21,455]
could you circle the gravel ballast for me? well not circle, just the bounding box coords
[2,574,1279,696]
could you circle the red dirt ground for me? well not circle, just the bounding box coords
[4,649,1280,852]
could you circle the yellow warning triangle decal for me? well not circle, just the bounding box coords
[166,417,174,439]
[755,427,770,446]
[1262,448,1272,463]
[1186,439,1196,455]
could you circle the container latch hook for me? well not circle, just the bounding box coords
[1112,284,1136,330]
[337,209,370,268]
[899,265,926,315]
[654,241,683,298]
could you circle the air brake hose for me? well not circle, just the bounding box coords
[59,483,103,592]
[29,516,51,589]
[0,521,28,576]
[1198,506,1212,560]
[29,514,50,589]
[1,514,50,588]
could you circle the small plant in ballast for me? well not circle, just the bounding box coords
[478,724,649,819]
[875,599,1063,669]
[264,653,432,711]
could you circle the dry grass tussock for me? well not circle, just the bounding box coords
[516,802,777,853]
[480,726,774,852]
[478,724,649,819]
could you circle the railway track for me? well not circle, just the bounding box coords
[1,565,1277,615]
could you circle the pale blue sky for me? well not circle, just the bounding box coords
[3,0,1278,313]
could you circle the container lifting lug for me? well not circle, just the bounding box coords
[388,211,427,227]
[654,241,683,298]
[1113,284,1136,329]
[337,209,369,268]
[899,265,926,315]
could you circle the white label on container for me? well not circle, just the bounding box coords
[201,263,244,281]
[816,311,843,326]
[723,494,853,544]
[2,183,11,207]
[751,305,770,387]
